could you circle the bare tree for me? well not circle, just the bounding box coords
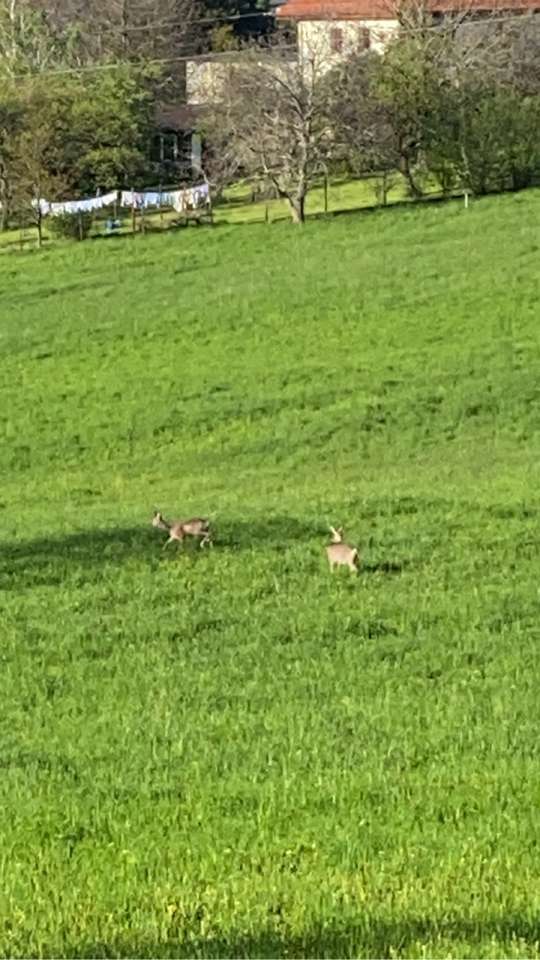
[0,0,79,75]
[201,35,347,223]
[38,0,197,61]
[8,0,199,80]
[326,51,403,204]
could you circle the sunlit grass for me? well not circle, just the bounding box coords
[0,188,539,957]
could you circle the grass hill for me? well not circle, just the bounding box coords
[1,190,540,958]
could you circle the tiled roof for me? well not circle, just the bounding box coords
[276,0,398,18]
[276,0,539,17]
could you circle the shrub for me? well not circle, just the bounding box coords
[48,211,94,241]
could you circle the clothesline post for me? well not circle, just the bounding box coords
[159,183,164,231]
[131,192,136,237]
[206,181,213,225]
[36,207,43,250]
[78,211,83,242]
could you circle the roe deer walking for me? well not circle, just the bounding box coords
[152,510,212,549]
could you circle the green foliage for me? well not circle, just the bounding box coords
[68,65,156,192]
[1,189,540,957]
[372,26,540,199]
[0,64,155,231]
[210,23,241,51]
[0,84,24,227]
[48,210,94,240]
[370,32,445,197]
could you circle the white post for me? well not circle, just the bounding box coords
[191,133,202,177]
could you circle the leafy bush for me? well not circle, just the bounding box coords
[48,211,94,241]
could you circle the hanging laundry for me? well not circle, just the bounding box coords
[120,191,159,210]
[140,191,163,209]
[43,194,117,216]
[31,185,209,219]
[172,188,193,213]
[169,189,184,213]
[32,198,51,216]
[192,183,210,208]
[49,200,76,215]
[99,191,118,208]
[73,198,99,214]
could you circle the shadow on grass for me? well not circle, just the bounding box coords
[54,916,540,959]
[0,526,156,591]
[0,516,324,591]
[362,559,409,575]
[1,278,117,307]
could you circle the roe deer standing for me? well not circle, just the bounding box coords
[326,525,359,572]
[152,510,212,549]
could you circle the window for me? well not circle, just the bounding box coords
[151,130,193,174]
[358,26,371,50]
[330,26,343,53]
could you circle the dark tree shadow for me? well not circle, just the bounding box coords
[0,513,420,592]
[362,560,410,575]
[215,515,323,550]
[1,279,116,306]
[49,916,540,959]
[0,526,157,591]
[0,516,324,591]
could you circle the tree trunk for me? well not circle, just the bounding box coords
[399,153,423,199]
[0,191,10,231]
[0,173,11,231]
[288,193,306,224]
[381,171,389,206]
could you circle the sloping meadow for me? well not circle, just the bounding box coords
[1,191,540,957]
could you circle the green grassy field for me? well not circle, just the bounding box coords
[1,190,540,958]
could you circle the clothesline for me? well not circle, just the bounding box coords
[33,183,210,217]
